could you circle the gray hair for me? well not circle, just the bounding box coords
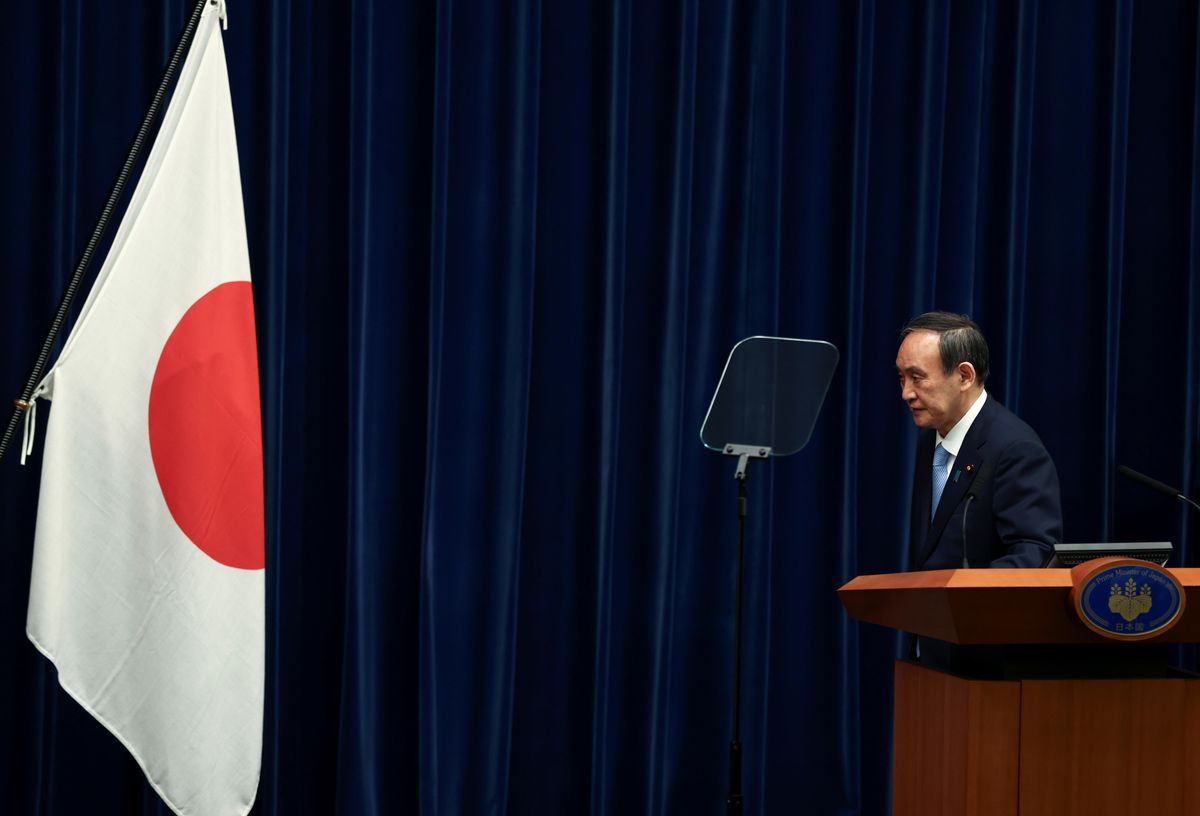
[900,311,990,385]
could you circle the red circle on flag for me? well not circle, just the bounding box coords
[149,281,265,570]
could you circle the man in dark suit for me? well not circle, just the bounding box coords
[896,312,1062,570]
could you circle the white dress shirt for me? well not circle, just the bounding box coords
[934,389,988,478]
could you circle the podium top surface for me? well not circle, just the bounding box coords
[838,568,1200,644]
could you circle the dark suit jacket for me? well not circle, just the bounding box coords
[910,396,1062,569]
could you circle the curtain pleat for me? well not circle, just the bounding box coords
[1002,0,1037,412]
[1101,0,1133,544]
[914,2,948,298]
[1187,6,1200,569]
[588,3,630,813]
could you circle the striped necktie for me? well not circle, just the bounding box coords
[931,443,951,517]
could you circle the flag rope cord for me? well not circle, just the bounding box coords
[0,0,213,464]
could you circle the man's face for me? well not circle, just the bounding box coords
[895,330,971,436]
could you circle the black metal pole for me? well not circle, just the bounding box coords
[0,0,213,463]
[726,469,747,815]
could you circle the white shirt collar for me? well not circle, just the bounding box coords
[935,389,987,457]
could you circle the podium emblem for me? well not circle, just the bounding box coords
[1109,578,1152,622]
[1071,558,1185,640]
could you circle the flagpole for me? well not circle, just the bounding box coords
[0,0,213,464]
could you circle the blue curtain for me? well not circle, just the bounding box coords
[2,1,1199,814]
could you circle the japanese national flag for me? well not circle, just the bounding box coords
[25,6,263,815]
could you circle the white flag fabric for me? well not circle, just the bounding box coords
[26,7,263,816]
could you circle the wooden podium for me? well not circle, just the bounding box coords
[839,568,1200,815]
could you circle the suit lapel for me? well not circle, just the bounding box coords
[910,432,934,551]
[926,447,982,546]
[914,398,996,568]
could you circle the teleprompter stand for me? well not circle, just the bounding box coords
[700,336,838,815]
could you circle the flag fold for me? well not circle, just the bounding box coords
[27,7,264,815]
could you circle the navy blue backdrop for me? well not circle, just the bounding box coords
[2,1,1200,814]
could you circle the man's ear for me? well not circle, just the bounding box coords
[957,362,977,388]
